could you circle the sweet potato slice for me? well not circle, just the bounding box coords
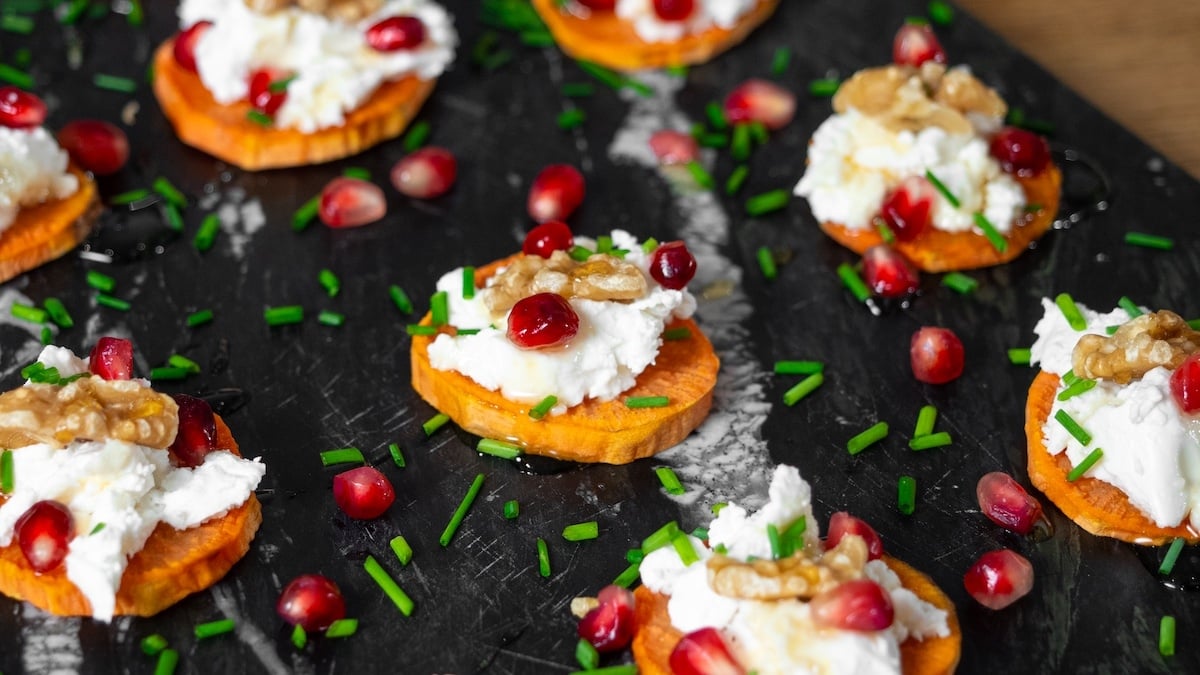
[0,415,263,617]
[531,0,779,71]
[1025,370,1200,545]
[631,555,962,675]
[151,40,435,171]
[0,164,98,284]
[410,255,719,464]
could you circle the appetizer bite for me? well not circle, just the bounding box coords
[0,339,265,619]
[531,0,779,70]
[153,0,457,170]
[1027,297,1200,544]
[794,23,1061,272]
[410,227,719,464]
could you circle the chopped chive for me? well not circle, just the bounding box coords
[642,237,659,253]
[317,269,340,297]
[1054,293,1088,331]
[697,132,729,148]
[775,360,824,375]
[58,0,89,24]
[913,405,938,438]
[388,442,405,468]
[1008,348,1031,365]
[748,121,768,145]
[1125,232,1174,251]
[1054,409,1092,446]
[519,28,554,46]
[927,0,954,24]
[0,63,33,89]
[1103,324,1119,335]
[153,648,178,675]
[569,245,594,262]
[663,327,691,340]
[503,500,519,520]
[626,548,645,564]
[389,535,414,566]
[847,421,889,455]
[1118,296,1144,318]
[837,263,871,303]
[897,476,917,514]
[595,235,613,254]
[781,517,807,556]
[1159,615,1176,657]
[942,272,978,294]
[149,367,188,381]
[363,555,414,616]
[318,311,345,327]
[536,538,551,577]
[924,170,960,208]
[456,328,481,336]
[246,109,273,126]
[1062,369,1080,387]
[458,267,477,302]
[96,294,131,312]
[320,448,364,467]
[745,189,791,216]
[612,562,641,588]
[908,431,952,451]
[725,164,749,195]
[576,60,652,97]
[642,521,680,554]
[1,450,13,493]
[671,532,699,566]
[422,413,450,436]
[86,270,115,292]
[168,354,201,374]
[576,638,600,671]
[557,108,586,130]
[876,219,896,243]
[691,527,709,541]
[141,634,168,656]
[93,73,137,93]
[477,438,521,460]
[529,395,557,420]
[324,618,357,638]
[972,213,1008,252]
[655,466,685,495]
[187,309,214,327]
[783,373,824,407]
[264,305,303,326]
[292,195,320,231]
[767,523,784,559]
[389,285,414,314]
[771,47,791,75]
[10,303,46,324]
[756,246,777,280]
[705,101,728,130]
[90,522,106,535]
[1067,448,1104,482]
[163,203,184,232]
[731,123,752,161]
[151,177,187,208]
[0,14,35,34]
[625,395,669,409]
[194,213,221,252]
[1159,538,1185,575]
[194,618,235,640]
[267,74,296,94]
[40,325,52,345]
[403,121,431,151]
[429,291,449,326]
[808,78,840,97]
[1057,378,1097,401]
[109,188,151,205]
[440,473,486,547]
[291,624,307,649]
[562,521,599,542]
[685,160,715,190]
[561,82,594,97]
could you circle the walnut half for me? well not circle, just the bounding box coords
[706,535,869,601]
[1072,310,1200,384]
[245,0,384,21]
[482,251,647,315]
[0,378,178,450]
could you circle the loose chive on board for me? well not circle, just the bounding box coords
[422,413,450,437]
[908,432,952,451]
[194,618,235,639]
[503,500,519,520]
[783,373,824,407]
[757,246,777,280]
[655,466,685,495]
[1008,348,1031,365]
[847,422,889,455]
[537,538,551,577]
[477,438,521,460]
[775,360,824,375]
[363,555,414,616]
[1159,538,1185,575]
[562,521,599,541]
[390,535,413,565]
[898,476,917,514]
[320,448,364,466]
[389,443,405,468]
[440,473,485,546]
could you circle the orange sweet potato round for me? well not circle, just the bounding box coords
[0,164,98,284]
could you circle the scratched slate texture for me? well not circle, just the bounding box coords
[1,1,1198,673]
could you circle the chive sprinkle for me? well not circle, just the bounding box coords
[318,269,340,297]
[87,270,116,292]
[11,303,46,324]
[1125,232,1174,250]
[187,309,214,327]
[389,285,414,314]
[672,531,699,566]
[748,122,768,145]
[168,354,201,374]
[745,189,791,216]
[562,521,599,542]
[625,395,669,409]
[626,548,644,564]
[264,305,303,326]
[1,450,13,493]
[908,432,952,451]
[194,619,235,639]
[153,648,179,675]
[152,177,187,209]
[767,523,784,559]
[1054,409,1092,446]
[837,263,870,303]
[1057,378,1097,401]
[96,294,131,312]
[1000,347,1029,365]
[529,395,557,420]
[876,219,896,243]
[725,164,749,195]
[897,476,917,515]
[557,108,585,130]
[783,373,824,407]
[568,666,637,675]
[561,82,594,97]
[440,473,485,547]
[927,0,954,25]
[44,298,73,328]
[808,78,840,97]
[1054,293,1088,330]
[1159,615,1176,657]
[110,188,151,205]
[422,413,450,437]
[194,213,221,252]
[477,438,521,460]
[430,291,449,326]
[1159,538,1185,575]
[642,237,659,253]
[757,246,777,280]
[387,442,405,469]
[40,326,52,345]
[972,213,1008,252]
[1189,319,1200,331]
[90,522,106,535]
[246,110,273,126]
[292,195,320,231]
[576,60,652,97]
[569,245,594,262]
[1062,369,1080,387]
[0,63,33,89]
[663,326,691,340]
[140,634,168,656]
[93,73,137,93]
[390,535,414,566]
[697,132,729,148]
[503,500,519,520]
[321,618,357,639]
[403,121,431,151]
[363,555,414,616]
[576,638,600,671]
[320,448,364,466]
[924,169,960,208]
[149,367,188,381]
[942,272,978,294]
[1,14,35,34]
[847,422,889,455]
[267,74,296,94]
[533,537,552,577]
[318,311,345,327]
[685,160,715,190]
[705,101,728,130]
[612,562,640,588]
[1118,296,1144,318]
[771,47,791,75]
[775,360,824,375]
[456,328,482,336]
[730,123,752,162]
[655,466,685,495]
[914,405,938,438]
[642,521,680,554]
[1067,448,1104,482]
[291,624,307,649]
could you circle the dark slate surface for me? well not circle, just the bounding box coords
[1,1,1198,673]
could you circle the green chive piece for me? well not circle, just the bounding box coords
[725,164,750,195]
[771,47,791,75]
[876,219,896,243]
[626,548,645,564]
[163,203,184,232]
[625,395,669,409]
[561,82,594,97]
[576,638,600,671]
[246,110,273,126]
[318,269,340,297]
[96,294,131,312]
[1,449,14,494]
[1054,293,1088,331]
[767,523,784,559]
[168,354,201,374]
[109,188,151,205]
[685,160,715,190]
[1118,296,1144,318]
[429,291,449,326]
[557,108,586,130]
[149,367,188,382]
[93,73,137,93]
[837,263,870,303]
[267,74,296,94]
[655,466,685,495]
[1159,538,1185,576]
[40,325,52,345]
[756,246,777,280]
[389,285,414,314]
[390,535,414,566]
[10,303,46,324]
[1062,370,1079,387]
[86,270,116,292]
[456,268,475,303]
[194,213,221,252]
[1057,378,1097,401]
[972,213,1008,252]
[942,272,978,294]
[595,235,613,254]
[569,245,594,262]
[187,309,214,327]
[264,305,303,326]
[1054,409,1092,446]
[613,562,641,588]
[1189,319,1200,331]
[320,447,364,467]
[927,0,954,25]
[291,624,307,649]
[153,648,179,675]
[456,328,482,336]
[151,177,187,208]
[781,517,807,556]
[440,473,486,547]
[1008,348,1031,365]
[663,327,691,340]
[42,297,72,328]
[318,311,345,327]
[1067,448,1104,482]
[808,78,840,97]
[0,63,33,89]
[783,373,824,407]
[140,634,168,656]
[324,618,358,638]
[671,531,699,566]
[90,522,106,535]
[697,132,729,148]
[745,189,791,217]
[898,476,917,515]
[731,123,752,162]
[642,237,659,253]
[503,500,519,520]
[477,438,521,460]
[292,195,320,231]
[775,360,824,375]
[1104,324,1121,336]
[925,170,961,208]
[422,412,450,437]
[388,442,405,469]
[642,521,680,554]
[908,432,952,451]
[341,168,371,182]
[529,395,557,420]
[1159,615,1176,657]
[403,121,431,151]
[691,527,709,541]
[534,537,552,577]
[562,521,599,542]
[705,101,728,130]
[914,405,938,438]
[194,618,235,640]
[1125,232,1174,251]
[0,14,35,34]
[847,422,889,455]
[568,666,637,675]
[363,555,414,616]
[748,121,768,145]
[576,60,653,97]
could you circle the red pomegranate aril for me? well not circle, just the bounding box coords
[365,16,426,52]
[989,126,1051,176]
[669,627,745,675]
[811,579,895,631]
[910,326,965,384]
[880,176,935,242]
[577,585,636,652]
[976,472,1051,538]
[170,394,218,468]
[963,549,1034,610]
[247,68,289,116]
[893,22,946,68]
[577,0,616,9]
[507,293,579,350]
[332,466,395,520]
[173,21,212,73]
[723,79,796,131]
[528,164,585,223]
[826,512,884,561]
[649,130,699,166]
[649,240,698,290]
[1170,353,1200,415]
[319,177,386,228]
[861,245,919,298]
[652,0,695,21]
[522,221,574,259]
[276,574,347,632]
[88,336,134,380]
[57,120,129,176]
[390,146,457,199]
[15,500,74,574]
[0,86,47,129]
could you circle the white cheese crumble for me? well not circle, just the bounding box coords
[614,0,757,42]
[0,126,79,234]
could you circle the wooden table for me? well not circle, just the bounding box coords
[958,0,1200,178]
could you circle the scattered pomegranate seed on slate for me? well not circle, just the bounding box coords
[527,164,585,223]
[964,549,1034,610]
[319,177,387,228]
[649,130,700,166]
[724,79,796,131]
[57,120,130,176]
[391,146,457,199]
[332,466,395,520]
[977,472,1051,538]
[910,326,965,384]
[277,574,347,632]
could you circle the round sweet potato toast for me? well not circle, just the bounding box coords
[631,555,962,675]
[1025,370,1200,545]
[0,164,98,284]
[530,0,779,71]
[410,255,719,465]
[151,39,435,171]
[0,415,263,617]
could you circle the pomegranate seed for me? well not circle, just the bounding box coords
[652,0,695,21]
[989,126,1051,177]
[365,16,426,52]
[1170,353,1200,415]
[577,585,636,652]
[88,336,134,380]
[826,512,884,561]
[669,627,745,675]
[522,221,574,259]
[649,240,698,290]
[169,394,218,468]
[577,0,616,8]
[910,326,965,384]
[648,130,699,166]
[723,79,796,131]
[247,68,289,116]
[810,579,895,631]
[390,146,457,199]
[976,472,1051,537]
[332,466,395,520]
[527,164,585,223]
[893,22,946,68]
[57,120,130,176]
[276,574,347,632]
[861,245,919,298]
[173,21,212,73]
[0,86,47,129]
[318,177,386,228]
[880,176,935,242]
[15,500,74,573]
[963,549,1034,610]
[506,293,579,350]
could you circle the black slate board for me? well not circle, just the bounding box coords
[2,1,1198,673]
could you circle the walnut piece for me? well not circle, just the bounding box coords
[833,64,1006,135]
[706,535,869,601]
[245,0,384,21]
[570,596,598,618]
[482,251,648,315]
[0,378,178,450]
[1072,310,1200,384]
